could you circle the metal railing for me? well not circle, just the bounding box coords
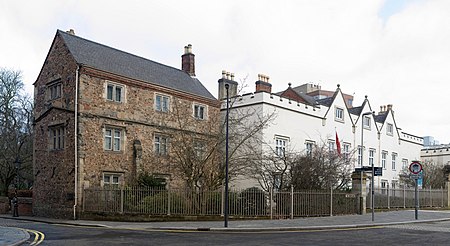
[82,186,359,218]
[367,186,448,209]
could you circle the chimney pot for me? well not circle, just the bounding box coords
[67,29,75,35]
[226,72,231,80]
[222,70,227,79]
[231,73,235,81]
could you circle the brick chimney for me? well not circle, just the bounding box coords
[182,44,195,76]
[255,74,272,93]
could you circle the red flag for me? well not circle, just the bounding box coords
[336,132,341,156]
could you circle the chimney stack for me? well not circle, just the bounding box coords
[182,44,195,77]
[67,29,75,35]
[218,70,238,100]
[255,73,272,93]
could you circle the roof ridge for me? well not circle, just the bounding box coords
[57,30,189,76]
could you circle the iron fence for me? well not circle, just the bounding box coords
[82,186,359,218]
[367,186,448,209]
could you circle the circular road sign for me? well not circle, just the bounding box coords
[409,161,423,174]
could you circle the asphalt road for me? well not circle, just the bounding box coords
[2,218,450,245]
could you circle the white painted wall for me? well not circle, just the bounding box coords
[223,88,423,190]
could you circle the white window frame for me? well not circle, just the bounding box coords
[49,125,65,150]
[381,151,387,169]
[357,146,362,166]
[155,134,169,156]
[369,148,375,166]
[155,94,170,112]
[392,153,397,170]
[104,127,123,152]
[363,116,371,129]
[106,82,124,103]
[328,140,335,152]
[387,123,394,136]
[335,107,344,122]
[402,159,408,169]
[193,104,207,120]
[343,143,350,160]
[275,137,288,157]
[305,141,314,156]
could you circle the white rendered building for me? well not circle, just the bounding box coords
[218,73,423,189]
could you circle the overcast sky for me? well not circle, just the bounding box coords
[1,0,449,144]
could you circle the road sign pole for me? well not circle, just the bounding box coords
[415,178,419,220]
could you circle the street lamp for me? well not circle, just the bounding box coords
[361,111,375,221]
[224,83,230,228]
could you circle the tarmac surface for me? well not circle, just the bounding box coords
[2,209,450,245]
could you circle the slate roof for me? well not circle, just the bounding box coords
[57,30,216,100]
[316,97,334,107]
[374,112,388,123]
[274,87,318,106]
[348,106,363,115]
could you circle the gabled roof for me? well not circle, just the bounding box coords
[275,88,318,106]
[374,112,388,123]
[57,30,216,100]
[316,97,334,107]
[348,106,363,115]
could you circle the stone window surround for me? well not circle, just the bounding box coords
[104,80,126,103]
[46,78,62,101]
[48,123,65,150]
[155,93,171,113]
[305,140,315,156]
[101,171,125,187]
[363,115,371,130]
[154,133,169,156]
[103,125,126,152]
[193,103,207,120]
[386,123,394,136]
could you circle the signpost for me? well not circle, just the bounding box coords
[409,161,423,220]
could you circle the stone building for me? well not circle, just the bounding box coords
[33,29,220,218]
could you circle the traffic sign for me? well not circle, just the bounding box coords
[374,167,382,176]
[409,161,423,174]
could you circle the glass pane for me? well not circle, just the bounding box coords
[156,96,161,111]
[162,97,169,112]
[107,85,113,100]
[104,175,110,183]
[115,87,122,102]
[112,176,119,184]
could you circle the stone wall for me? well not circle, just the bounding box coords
[33,33,78,218]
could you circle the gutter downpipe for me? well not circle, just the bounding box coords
[74,65,80,220]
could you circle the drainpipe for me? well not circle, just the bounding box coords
[74,65,80,220]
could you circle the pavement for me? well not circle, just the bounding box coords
[2,210,450,245]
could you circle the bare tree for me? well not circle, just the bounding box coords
[0,68,33,195]
[149,79,276,192]
[399,159,447,189]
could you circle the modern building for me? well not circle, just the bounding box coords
[219,76,423,190]
[33,29,220,218]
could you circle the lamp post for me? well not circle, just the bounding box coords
[361,111,375,221]
[224,83,230,228]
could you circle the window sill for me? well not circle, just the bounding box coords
[104,150,124,154]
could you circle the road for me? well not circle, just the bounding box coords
[2,218,450,245]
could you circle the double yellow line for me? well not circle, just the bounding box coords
[26,229,45,245]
